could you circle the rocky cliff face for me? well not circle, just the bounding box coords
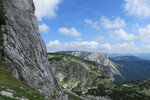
[0,0,68,99]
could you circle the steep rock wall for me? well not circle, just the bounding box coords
[0,0,67,99]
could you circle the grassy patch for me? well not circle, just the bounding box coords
[0,59,45,100]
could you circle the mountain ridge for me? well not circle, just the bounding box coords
[111,56,150,82]
[108,53,150,60]
[48,52,150,99]
[58,51,150,83]
[48,53,113,91]
[57,51,123,77]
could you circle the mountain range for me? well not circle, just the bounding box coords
[111,56,150,82]
[48,51,150,99]
[107,53,150,60]
[1,0,150,100]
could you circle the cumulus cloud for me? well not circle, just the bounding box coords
[33,0,62,21]
[85,19,101,30]
[39,23,50,34]
[100,43,112,50]
[109,42,138,53]
[46,40,138,53]
[47,40,99,52]
[47,40,60,46]
[139,24,150,42]
[101,17,126,29]
[85,17,126,30]
[123,0,150,18]
[98,43,138,53]
[111,29,136,41]
[58,27,82,36]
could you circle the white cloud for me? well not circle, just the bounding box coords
[123,0,150,18]
[85,19,101,30]
[47,40,99,52]
[101,17,126,29]
[47,40,60,46]
[33,0,62,21]
[58,27,82,36]
[111,29,136,41]
[39,23,50,34]
[100,43,112,50]
[110,42,138,53]
[46,40,138,53]
[98,43,138,53]
[85,17,126,30]
[139,24,150,42]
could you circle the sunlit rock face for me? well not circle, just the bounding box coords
[58,51,122,77]
[48,53,114,93]
[0,0,68,99]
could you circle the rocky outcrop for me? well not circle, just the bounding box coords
[0,0,68,99]
[48,53,113,94]
[63,51,110,66]
[58,51,123,78]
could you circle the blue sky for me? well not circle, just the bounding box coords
[33,0,150,53]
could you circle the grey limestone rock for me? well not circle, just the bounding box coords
[0,0,69,99]
[58,51,122,77]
